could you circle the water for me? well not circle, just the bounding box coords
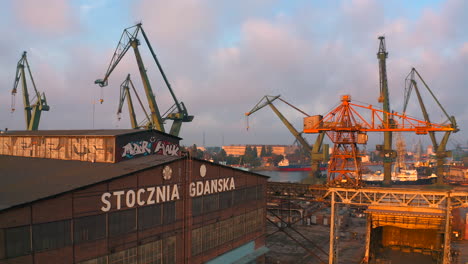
[255,170,315,183]
[256,164,383,183]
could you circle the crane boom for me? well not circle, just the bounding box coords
[117,74,151,129]
[11,51,50,130]
[246,95,327,178]
[140,26,193,136]
[95,23,164,132]
[403,68,459,184]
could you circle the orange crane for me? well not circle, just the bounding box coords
[304,95,456,187]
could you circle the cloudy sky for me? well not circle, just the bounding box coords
[0,0,466,149]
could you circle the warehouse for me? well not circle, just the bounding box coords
[0,129,268,264]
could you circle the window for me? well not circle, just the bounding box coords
[192,197,203,216]
[162,202,176,224]
[245,210,259,233]
[109,209,136,237]
[232,215,244,240]
[5,225,31,258]
[202,223,218,252]
[218,217,234,245]
[219,191,232,210]
[74,214,106,244]
[191,228,203,256]
[138,239,162,264]
[33,220,71,251]
[109,247,137,264]
[162,236,176,264]
[78,256,107,264]
[138,204,161,230]
[203,194,219,213]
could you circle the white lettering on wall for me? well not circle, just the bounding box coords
[122,141,152,158]
[99,178,236,212]
[101,193,111,212]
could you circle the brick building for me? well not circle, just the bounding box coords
[0,129,268,264]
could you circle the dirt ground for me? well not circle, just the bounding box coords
[265,214,468,264]
[265,216,367,264]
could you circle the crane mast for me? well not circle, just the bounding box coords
[117,74,151,129]
[377,36,395,186]
[404,68,459,184]
[11,51,50,130]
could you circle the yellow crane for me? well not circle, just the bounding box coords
[11,51,50,130]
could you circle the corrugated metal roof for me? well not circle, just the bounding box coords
[0,154,182,211]
[0,129,181,139]
[1,129,145,136]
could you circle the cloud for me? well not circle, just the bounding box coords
[11,0,79,35]
[0,0,466,148]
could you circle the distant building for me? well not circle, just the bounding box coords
[0,129,268,264]
[222,145,294,157]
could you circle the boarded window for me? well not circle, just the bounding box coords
[245,186,257,201]
[219,191,233,210]
[192,197,203,216]
[109,209,136,237]
[5,225,31,258]
[33,220,71,251]
[234,188,245,205]
[74,214,106,244]
[203,194,219,213]
[138,204,162,230]
[162,202,176,224]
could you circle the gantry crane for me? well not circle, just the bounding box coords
[377,36,395,186]
[117,74,151,129]
[95,23,193,136]
[404,68,458,184]
[304,95,457,187]
[11,51,50,130]
[245,95,327,177]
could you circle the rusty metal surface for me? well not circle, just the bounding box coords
[0,154,182,211]
[267,182,468,209]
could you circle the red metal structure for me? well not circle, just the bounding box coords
[304,95,457,188]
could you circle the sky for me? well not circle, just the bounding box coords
[0,0,466,150]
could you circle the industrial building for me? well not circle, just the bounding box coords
[0,129,268,264]
[222,145,293,157]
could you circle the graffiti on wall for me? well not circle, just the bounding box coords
[121,137,179,159]
[0,136,113,162]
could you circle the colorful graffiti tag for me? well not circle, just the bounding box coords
[121,138,179,159]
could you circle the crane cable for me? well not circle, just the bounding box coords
[100,87,104,104]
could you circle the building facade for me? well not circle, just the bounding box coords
[0,130,268,264]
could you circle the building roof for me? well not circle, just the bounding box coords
[0,154,182,211]
[0,129,181,139]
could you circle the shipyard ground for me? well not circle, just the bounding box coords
[265,215,468,264]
